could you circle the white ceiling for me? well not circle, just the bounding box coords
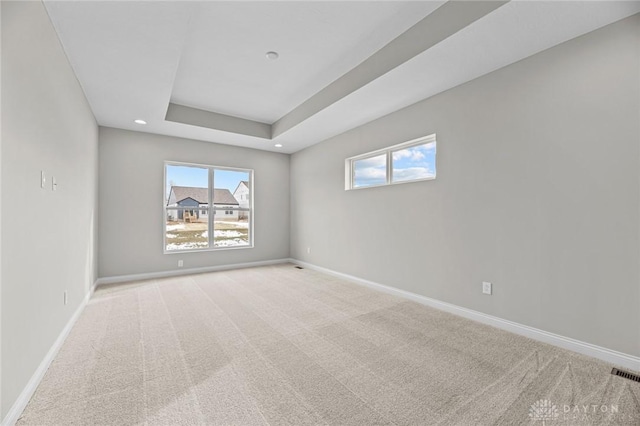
[171,1,441,123]
[44,1,640,154]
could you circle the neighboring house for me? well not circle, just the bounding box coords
[233,181,250,219]
[167,186,239,221]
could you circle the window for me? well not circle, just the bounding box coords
[353,154,387,188]
[345,134,436,190]
[165,162,252,252]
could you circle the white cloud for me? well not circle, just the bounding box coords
[393,148,424,162]
[355,166,386,180]
[354,163,387,186]
[393,167,434,181]
[393,143,435,163]
[410,150,425,162]
[355,155,386,168]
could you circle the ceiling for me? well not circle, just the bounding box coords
[44,1,640,154]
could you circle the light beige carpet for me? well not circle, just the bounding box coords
[17,264,640,425]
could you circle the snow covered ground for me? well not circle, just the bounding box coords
[165,220,249,250]
[199,230,244,238]
[216,221,249,229]
[165,242,208,250]
[214,239,248,247]
[166,223,186,231]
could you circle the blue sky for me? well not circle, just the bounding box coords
[166,165,249,197]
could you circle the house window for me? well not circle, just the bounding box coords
[165,162,253,252]
[345,134,436,190]
[353,154,387,188]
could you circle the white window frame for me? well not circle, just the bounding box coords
[164,161,254,254]
[345,134,436,190]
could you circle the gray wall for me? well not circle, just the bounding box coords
[1,1,99,419]
[98,128,290,278]
[290,15,640,357]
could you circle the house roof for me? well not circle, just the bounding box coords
[214,188,240,205]
[170,186,239,205]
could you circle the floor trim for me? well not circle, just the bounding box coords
[1,292,90,426]
[95,258,292,287]
[292,259,640,372]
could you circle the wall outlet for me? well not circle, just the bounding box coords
[63,291,68,305]
[307,247,311,254]
[52,176,57,191]
[41,171,46,189]
[482,281,492,295]
[178,260,184,267]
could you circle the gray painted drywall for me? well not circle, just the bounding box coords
[290,14,640,357]
[0,0,4,415]
[1,0,98,419]
[98,127,290,278]
[166,103,271,140]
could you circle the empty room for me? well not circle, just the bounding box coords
[2,0,639,425]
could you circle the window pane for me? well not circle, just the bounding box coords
[166,208,209,251]
[353,154,387,188]
[391,141,436,183]
[213,169,250,247]
[166,164,209,251]
[214,210,250,247]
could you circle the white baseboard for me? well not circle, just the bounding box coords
[95,258,292,287]
[91,279,99,296]
[2,291,91,426]
[292,259,640,373]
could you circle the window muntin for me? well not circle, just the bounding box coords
[346,135,436,190]
[165,162,252,252]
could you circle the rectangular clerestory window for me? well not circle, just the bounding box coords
[345,134,436,190]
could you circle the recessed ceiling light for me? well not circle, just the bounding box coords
[134,119,147,125]
[274,144,283,148]
[265,51,279,60]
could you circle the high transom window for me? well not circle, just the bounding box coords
[345,134,436,190]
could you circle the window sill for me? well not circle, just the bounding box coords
[346,175,436,191]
